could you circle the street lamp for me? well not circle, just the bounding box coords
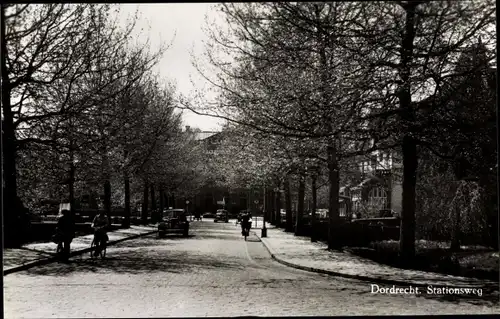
[186,200,191,221]
[306,158,320,243]
[253,199,259,228]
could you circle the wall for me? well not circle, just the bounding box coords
[391,183,403,216]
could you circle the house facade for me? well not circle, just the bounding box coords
[347,148,403,218]
[186,127,250,215]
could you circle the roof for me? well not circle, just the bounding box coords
[194,131,218,141]
[352,175,384,189]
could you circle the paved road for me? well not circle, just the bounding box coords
[4,219,498,317]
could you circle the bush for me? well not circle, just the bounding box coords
[416,150,498,248]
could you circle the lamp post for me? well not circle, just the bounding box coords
[306,158,319,242]
[253,199,259,228]
[262,183,267,237]
[186,200,191,221]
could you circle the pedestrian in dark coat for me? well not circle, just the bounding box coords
[56,209,75,261]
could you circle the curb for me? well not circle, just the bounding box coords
[3,229,157,276]
[256,232,498,291]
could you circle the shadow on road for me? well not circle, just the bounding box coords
[22,247,246,277]
[19,225,251,277]
[18,247,57,256]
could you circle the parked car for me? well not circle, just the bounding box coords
[228,211,239,219]
[214,209,229,223]
[158,209,189,237]
[203,212,215,218]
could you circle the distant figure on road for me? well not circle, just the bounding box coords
[56,209,75,261]
[240,212,252,235]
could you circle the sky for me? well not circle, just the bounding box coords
[116,3,225,132]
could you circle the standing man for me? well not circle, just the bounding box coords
[56,209,75,261]
[92,211,109,256]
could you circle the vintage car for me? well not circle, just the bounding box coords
[202,212,215,218]
[158,209,189,237]
[214,209,229,223]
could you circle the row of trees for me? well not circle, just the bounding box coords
[1,4,210,247]
[184,2,497,256]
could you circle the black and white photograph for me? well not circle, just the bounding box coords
[2,1,498,317]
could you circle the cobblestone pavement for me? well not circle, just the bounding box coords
[4,219,499,318]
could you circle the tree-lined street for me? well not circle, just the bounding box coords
[4,220,498,317]
[2,2,498,317]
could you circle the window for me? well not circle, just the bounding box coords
[368,187,389,210]
[340,202,346,217]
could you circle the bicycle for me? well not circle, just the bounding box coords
[90,228,107,259]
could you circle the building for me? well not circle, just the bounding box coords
[345,41,495,219]
[348,148,402,218]
[184,127,249,215]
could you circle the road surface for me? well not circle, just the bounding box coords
[4,219,498,317]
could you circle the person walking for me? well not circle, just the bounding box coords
[92,211,109,257]
[55,209,75,262]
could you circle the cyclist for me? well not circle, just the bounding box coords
[92,211,109,257]
[240,212,252,236]
[55,209,75,261]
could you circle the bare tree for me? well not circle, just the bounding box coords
[335,0,495,260]
[1,4,167,245]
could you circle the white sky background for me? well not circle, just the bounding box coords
[114,4,496,132]
[116,3,226,132]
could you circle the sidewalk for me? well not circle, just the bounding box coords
[3,225,157,275]
[255,223,498,291]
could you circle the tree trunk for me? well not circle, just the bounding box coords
[269,190,276,224]
[328,141,341,250]
[150,184,157,224]
[295,171,306,236]
[275,181,282,226]
[123,172,131,228]
[159,186,164,220]
[284,177,293,232]
[104,179,112,222]
[1,4,22,248]
[69,160,75,216]
[450,198,461,251]
[142,181,149,225]
[450,181,467,252]
[262,187,267,228]
[311,174,317,242]
[398,3,419,261]
[267,189,272,224]
[399,137,418,260]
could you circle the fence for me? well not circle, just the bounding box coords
[274,217,401,247]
